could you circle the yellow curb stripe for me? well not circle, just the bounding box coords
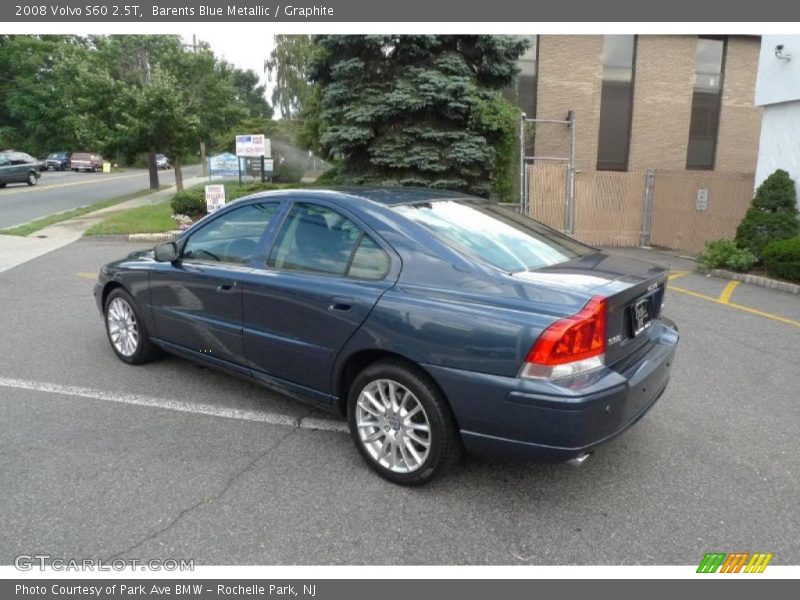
[668,270,690,281]
[718,280,740,304]
[0,172,142,196]
[668,285,800,328]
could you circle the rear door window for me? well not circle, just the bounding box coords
[268,203,389,279]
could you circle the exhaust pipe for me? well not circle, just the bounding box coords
[566,452,592,467]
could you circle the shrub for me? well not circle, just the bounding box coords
[735,211,799,260]
[735,169,799,260]
[170,188,206,217]
[763,237,800,282]
[697,239,757,273]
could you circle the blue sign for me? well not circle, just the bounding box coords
[208,152,239,180]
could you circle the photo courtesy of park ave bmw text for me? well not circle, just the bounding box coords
[0,0,798,595]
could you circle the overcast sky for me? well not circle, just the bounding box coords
[180,32,277,108]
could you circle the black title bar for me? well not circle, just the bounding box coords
[2,0,800,22]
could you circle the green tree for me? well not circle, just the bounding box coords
[265,35,315,118]
[735,169,799,260]
[229,66,273,119]
[308,35,528,198]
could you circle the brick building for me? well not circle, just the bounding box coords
[504,35,764,255]
[506,34,762,174]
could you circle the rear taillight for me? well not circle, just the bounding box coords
[519,295,607,380]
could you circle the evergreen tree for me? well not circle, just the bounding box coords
[308,35,528,198]
[735,169,799,260]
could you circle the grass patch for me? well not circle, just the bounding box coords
[0,187,165,237]
[84,200,176,236]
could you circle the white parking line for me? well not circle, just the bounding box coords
[0,376,349,433]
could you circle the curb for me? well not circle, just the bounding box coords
[708,268,800,295]
[128,231,181,243]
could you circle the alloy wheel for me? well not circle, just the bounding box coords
[355,378,432,473]
[106,297,140,357]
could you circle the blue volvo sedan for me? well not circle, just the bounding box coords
[94,187,679,485]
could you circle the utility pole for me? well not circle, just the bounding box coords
[183,34,208,177]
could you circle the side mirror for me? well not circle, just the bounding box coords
[153,241,179,263]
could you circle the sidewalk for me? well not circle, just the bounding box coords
[0,175,204,274]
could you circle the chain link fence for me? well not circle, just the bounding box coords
[527,165,755,255]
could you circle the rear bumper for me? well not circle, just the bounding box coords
[423,319,679,461]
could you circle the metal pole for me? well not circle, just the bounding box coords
[565,114,577,236]
[641,168,655,246]
[519,112,526,211]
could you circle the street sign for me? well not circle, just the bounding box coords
[208,152,239,179]
[205,184,226,214]
[235,134,270,157]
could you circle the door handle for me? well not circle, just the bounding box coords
[216,282,237,293]
[329,296,357,312]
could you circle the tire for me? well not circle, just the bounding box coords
[347,359,461,486]
[0,183,6,188]
[104,288,161,365]
[26,172,37,186]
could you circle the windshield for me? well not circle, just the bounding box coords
[393,200,593,272]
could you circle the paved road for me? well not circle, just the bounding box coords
[0,165,202,229]
[0,240,797,565]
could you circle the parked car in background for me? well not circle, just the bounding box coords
[0,151,41,187]
[71,152,104,172]
[156,154,171,169]
[45,152,72,171]
[94,187,679,485]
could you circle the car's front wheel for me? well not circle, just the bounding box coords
[26,172,37,186]
[104,288,160,365]
[348,360,461,485]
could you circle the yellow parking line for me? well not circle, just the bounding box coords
[77,272,97,280]
[718,280,740,304]
[0,172,142,196]
[668,271,690,281]
[668,284,800,328]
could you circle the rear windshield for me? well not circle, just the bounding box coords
[393,200,593,272]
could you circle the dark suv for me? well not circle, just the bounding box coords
[45,152,72,171]
[0,151,41,187]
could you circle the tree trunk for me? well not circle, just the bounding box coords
[200,141,207,176]
[174,155,184,192]
[147,151,159,189]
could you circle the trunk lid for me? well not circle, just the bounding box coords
[512,252,669,366]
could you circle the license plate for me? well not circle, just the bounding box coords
[630,297,652,337]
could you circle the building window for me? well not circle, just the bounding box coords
[503,35,538,118]
[596,35,636,171]
[686,37,726,170]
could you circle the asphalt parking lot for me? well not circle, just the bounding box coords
[0,239,798,565]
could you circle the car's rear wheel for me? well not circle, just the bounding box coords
[348,360,461,485]
[26,172,37,186]
[104,288,160,365]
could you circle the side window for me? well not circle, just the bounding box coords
[0,156,9,167]
[182,203,278,265]
[268,203,389,279]
[349,236,390,280]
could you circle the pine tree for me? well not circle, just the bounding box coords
[308,35,528,198]
[735,169,799,260]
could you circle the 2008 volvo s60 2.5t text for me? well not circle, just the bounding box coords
[95,187,679,485]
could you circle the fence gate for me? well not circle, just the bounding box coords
[519,112,576,234]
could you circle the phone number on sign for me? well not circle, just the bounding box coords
[15,4,143,17]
